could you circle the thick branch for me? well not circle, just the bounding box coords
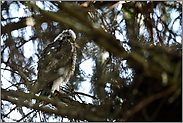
[1,89,105,121]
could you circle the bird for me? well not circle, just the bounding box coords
[36,29,77,97]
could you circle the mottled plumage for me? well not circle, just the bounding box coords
[37,29,77,96]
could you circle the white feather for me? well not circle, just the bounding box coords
[51,69,70,93]
[51,77,64,93]
[53,29,76,42]
[57,67,65,75]
[68,29,76,41]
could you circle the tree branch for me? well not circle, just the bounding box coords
[1,88,105,121]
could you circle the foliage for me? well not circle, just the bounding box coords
[1,1,182,122]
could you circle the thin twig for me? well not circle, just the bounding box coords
[17,110,35,122]
[3,106,18,117]
[72,91,97,100]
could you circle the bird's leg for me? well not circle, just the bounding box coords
[59,85,64,94]
[54,91,59,97]
[54,85,67,97]
[54,85,61,97]
[54,85,64,97]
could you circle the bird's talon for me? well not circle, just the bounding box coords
[54,92,59,97]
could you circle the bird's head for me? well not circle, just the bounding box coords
[54,29,76,43]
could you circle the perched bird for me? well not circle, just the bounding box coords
[36,29,77,97]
